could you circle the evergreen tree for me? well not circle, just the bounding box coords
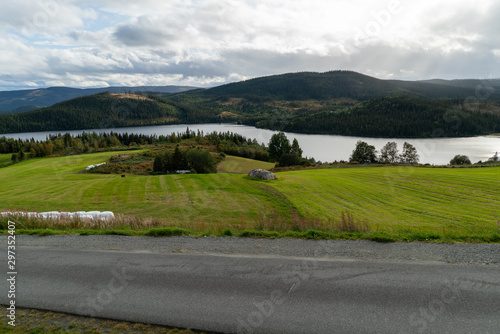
[172,147,188,171]
[153,156,164,173]
[291,138,303,157]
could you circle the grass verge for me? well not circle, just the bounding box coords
[1,210,499,243]
[0,307,214,334]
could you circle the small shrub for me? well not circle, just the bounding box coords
[366,233,396,243]
[410,232,442,242]
[145,228,190,237]
[103,230,133,236]
[304,229,328,239]
[450,155,471,165]
[222,228,233,236]
[239,230,279,238]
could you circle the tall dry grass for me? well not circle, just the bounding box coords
[0,212,162,231]
[256,206,370,233]
[1,207,370,234]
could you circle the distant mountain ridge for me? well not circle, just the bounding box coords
[0,85,198,113]
[195,71,500,101]
[1,70,500,138]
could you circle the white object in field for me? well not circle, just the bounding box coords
[86,162,106,171]
[1,211,115,220]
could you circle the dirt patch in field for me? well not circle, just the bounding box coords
[110,93,154,102]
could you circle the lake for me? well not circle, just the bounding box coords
[1,123,499,165]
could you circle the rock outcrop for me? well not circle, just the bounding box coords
[247,169,277,180]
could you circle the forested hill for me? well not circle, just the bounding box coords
[275,96,500,138]
[1,71,500,138]
[0,92,223,134]
[191,71,500,101]
[194,71,401,101]
[0,85,198,112]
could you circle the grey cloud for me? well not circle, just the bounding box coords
[4,0,500,91]
[113,17,177,47]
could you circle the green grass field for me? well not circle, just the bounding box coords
[0,153,12,168]
[217,155,275,174]
[1,152,499,240]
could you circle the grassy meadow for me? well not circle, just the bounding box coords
[217,155,275,174]
[0,151,499,242]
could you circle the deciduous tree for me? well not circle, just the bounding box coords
[350,141,377,163]
[379,141,399,163]
[400,142,419,164]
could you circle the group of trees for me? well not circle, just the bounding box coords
[2,132,143,162]
[151,131,307,174]
[268,132,304,167]
[153,147,217,174]
[207,131,270,161]
[350,141,420,164]
[450,151,498,165]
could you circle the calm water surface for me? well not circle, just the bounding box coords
[2,123,499,165]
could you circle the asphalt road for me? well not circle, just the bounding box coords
[1,236,499,334]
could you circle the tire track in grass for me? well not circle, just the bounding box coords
[158,175,171,202]
[126,175,143,203]
[384,176,499,226]
[271,168,500,233]
[143,175,173,215]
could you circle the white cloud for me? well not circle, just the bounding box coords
[1,0,500,90]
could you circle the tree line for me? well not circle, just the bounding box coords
[350,141,420,164]
[153,147,218,174]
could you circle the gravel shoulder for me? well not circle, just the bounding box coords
[4,235,500,266]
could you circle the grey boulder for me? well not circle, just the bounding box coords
[247,169,277,180]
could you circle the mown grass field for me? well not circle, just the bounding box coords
[217,155,275,174]
[0,152,499,240]
[0,153,12,168]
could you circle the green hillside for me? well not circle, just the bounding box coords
[0,92,221,134]
[195,71,403,101]
[0,152,499,241]
[193,70,500,101]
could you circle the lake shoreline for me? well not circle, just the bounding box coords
[1,123,499,165]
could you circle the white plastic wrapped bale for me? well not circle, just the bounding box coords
[86,162,106,171]
[73,211,115,220]
[1,211,115,220]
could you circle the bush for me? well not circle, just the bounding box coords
[185,149,217,174]
[278,152,302,167]
[222,228,233,236]
[450,155,471,165]
[145,228,190,237]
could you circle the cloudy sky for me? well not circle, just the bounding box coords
[1,0,500,91]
